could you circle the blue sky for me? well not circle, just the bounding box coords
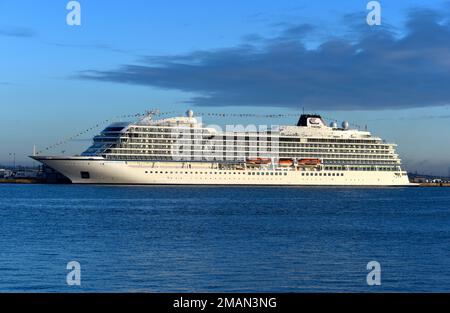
[1,0,450,175]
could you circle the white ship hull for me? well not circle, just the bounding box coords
[33,156,412,186]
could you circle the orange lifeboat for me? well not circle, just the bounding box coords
[278,159,293,166]
[257,158,271,165]
[246,157,271,165]
[298,158,321,166]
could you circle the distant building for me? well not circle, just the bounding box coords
[14,169,41,179]
[0,169,13,178]
[411,177,428,183]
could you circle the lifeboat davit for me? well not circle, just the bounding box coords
[298,158,321,166]
[246,158,258,165]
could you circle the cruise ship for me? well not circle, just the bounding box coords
[31,110,411,186]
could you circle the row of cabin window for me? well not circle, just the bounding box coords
[141,171,345,177]
[302,172,344,177]
[143,170,289,176]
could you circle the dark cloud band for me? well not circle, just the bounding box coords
[78,8,450,111]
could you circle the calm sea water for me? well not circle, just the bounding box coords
[0,184,449,292]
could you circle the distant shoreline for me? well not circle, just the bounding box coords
[0,178,44,184]
[418,182,450,187]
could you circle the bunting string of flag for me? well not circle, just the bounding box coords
[195,112,363,129]
[35,110,171,155]
[36,109,363,155]
[36,110,305,155]
[193,112,301,119]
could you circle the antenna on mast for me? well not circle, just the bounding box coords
[146,108,160,117]
[137,108,161,125]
